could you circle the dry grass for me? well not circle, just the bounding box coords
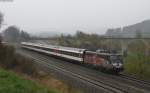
[31,71,83,93]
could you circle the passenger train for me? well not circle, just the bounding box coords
[21,42,124,74]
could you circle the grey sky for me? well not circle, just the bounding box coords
[0,0,150,34]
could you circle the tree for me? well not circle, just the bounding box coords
[3,26,20,42]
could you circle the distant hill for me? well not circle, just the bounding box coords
[30,31,61,38]
[105,19,150,38]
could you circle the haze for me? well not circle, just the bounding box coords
[0,0,150,34]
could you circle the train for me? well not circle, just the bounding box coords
[21,42,124,74]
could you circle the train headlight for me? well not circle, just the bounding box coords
[112,63,123,68]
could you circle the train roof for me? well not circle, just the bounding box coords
[86,51,122,56]
[21,42,86,53]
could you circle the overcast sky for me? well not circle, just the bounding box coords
[0,0,150,34]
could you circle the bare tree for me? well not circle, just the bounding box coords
[0,12,3,44]
[20,30,30,41]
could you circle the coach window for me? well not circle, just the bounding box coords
[69,51,72,55]
[63,51,66,55]
[64,51,66,55]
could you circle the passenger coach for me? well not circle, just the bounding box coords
[21,42,86,62]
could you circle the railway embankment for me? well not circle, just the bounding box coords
[0,68,56,93]
[0,43,83,93]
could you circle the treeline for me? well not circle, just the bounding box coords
[57,31,122,51]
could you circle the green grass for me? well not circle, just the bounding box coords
[0,68,57,93]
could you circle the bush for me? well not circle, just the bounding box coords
[14,54,37,75]
[0,44,37,75]
[0,45,15,67]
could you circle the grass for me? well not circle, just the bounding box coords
[124,52,150,80]
[0,68,57,93]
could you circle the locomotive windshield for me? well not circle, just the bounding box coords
[110,55,123,63]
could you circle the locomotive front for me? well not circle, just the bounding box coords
[110,55,124,73]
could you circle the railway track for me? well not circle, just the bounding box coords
[120,74,150,87]
[17,48,150,93]
[18,49,125,93]
[37,53,150,93]
[37,58,126,93]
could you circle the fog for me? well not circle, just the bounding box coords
[0,0,150,34]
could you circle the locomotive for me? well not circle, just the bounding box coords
[21,42,124,73]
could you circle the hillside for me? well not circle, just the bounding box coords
[105,19,150,37]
